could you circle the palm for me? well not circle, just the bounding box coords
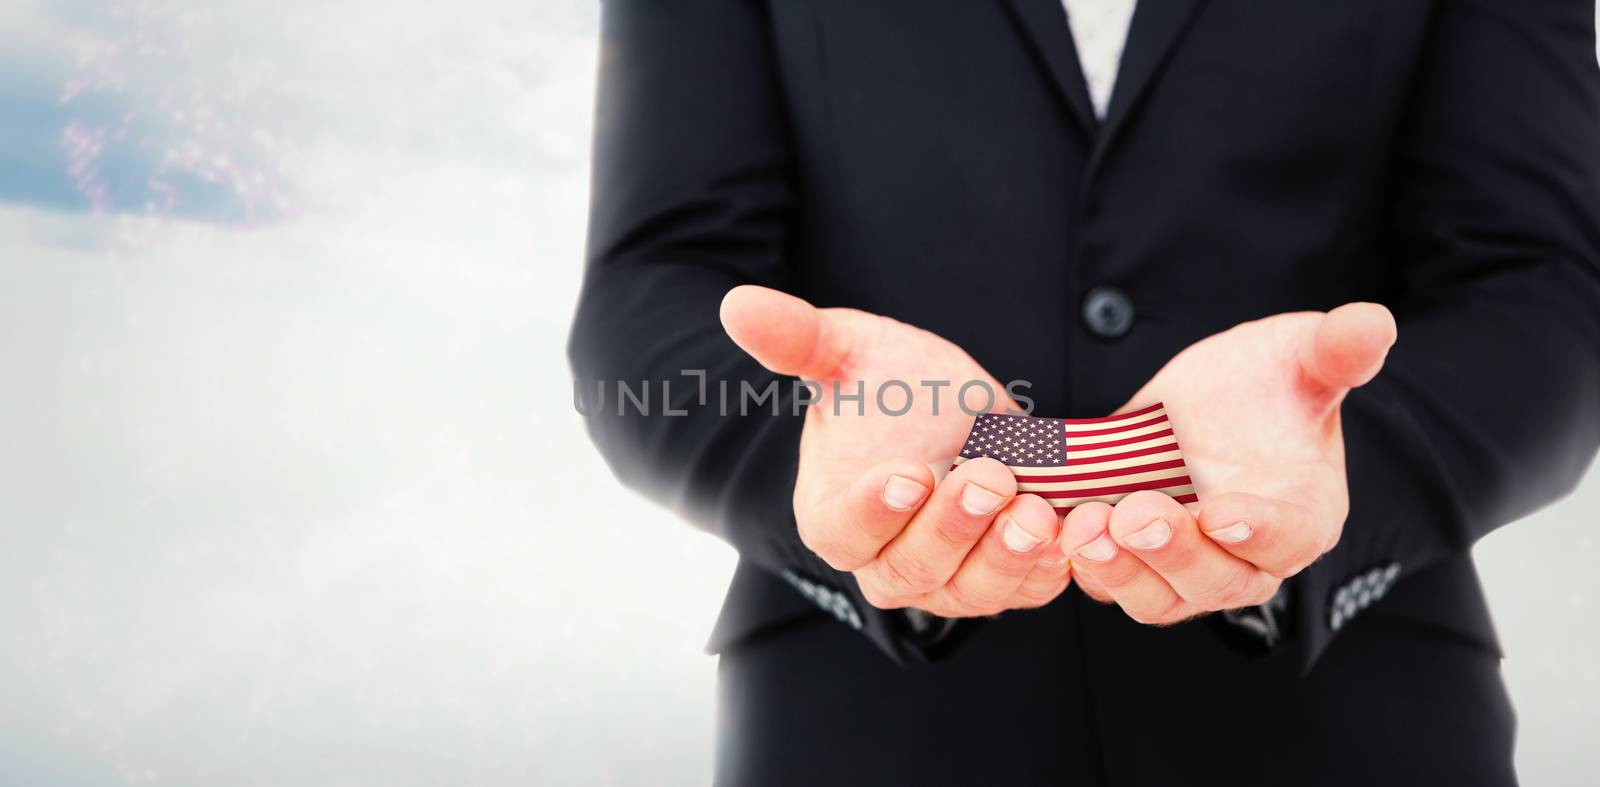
[797,310,1011,510]
[1118,311,1382,534]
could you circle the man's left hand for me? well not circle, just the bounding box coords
[1063,304,1397,624]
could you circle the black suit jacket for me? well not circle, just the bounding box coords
[570,1,1600,783]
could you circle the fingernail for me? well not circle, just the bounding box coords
[882,475,929,511]
[1075,533,1118,562]
[1205,521,1252,544]
[1001,517,1045,553]
[960,483,1005,516]
[1123,519,1172,551]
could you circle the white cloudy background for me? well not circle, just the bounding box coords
[0,2,1596,785]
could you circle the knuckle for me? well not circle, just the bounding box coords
[795,518,831,557]
[856,578,906,611]
[1194,567,1256,610]
[1012,591,1047,609]
[1155,542,1203,574]
[879,549,943,595]
[982,548,1033,580]
[816,546,866,573]
[1266,545,1321,580]
[1126,596,1188,626]
[1016,579,1068,608]
[1124,605,1166,625]
[1156,605,1194,626]
[1319,522,1344,555]
[1244,580,1281,607]
[931,514,986,550]
[1097,560,1145,590]
[925,600,981,619]
[1300,537,1332,569]
[943,580,1007,616]
[799,513,885,572]
[798,527,862,572]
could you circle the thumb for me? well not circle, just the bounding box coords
[1299,302,1398,392]
[720,285,854,380]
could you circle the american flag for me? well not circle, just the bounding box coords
[951,402,1196,513]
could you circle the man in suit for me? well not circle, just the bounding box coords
[569,1,1600,784]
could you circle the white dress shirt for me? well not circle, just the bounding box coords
[1061,0,1138,119]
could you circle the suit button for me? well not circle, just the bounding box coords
[1082,286,1135,339]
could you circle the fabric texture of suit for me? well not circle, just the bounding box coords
[569,0,1600,783]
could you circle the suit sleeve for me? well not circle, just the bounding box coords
[1292,0,1600,669]
[568,0,938,664]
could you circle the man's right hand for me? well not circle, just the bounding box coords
[720,286,1070,618]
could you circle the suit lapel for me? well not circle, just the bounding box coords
[999,0,1097,135]
[1090,0,1210,171]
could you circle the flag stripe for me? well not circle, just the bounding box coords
[951,446,1185,474]
[1061,413,1168,437]
[1008,457,1189,484]
[1044,443,1182,467]
[1066,426,1174,452]
[1058,402,1164,424]
[1030,475,1193,499]
[1058,438,1179,462]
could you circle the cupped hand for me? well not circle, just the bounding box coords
[720,285,1072,617]
[1065,304,1398,624]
